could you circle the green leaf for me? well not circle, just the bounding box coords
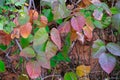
[106,43,120,56]
[93,20,103,29]
[56,19,63,24]
[0,44,7,51]
[0,23,3,30]
[42,9,53,22]
[110,7,119,14]
[20,47,36,58]
[92,39,106,58]
[20,34,33,48]
[112,13,120,33]
[0,60,5,72]
[18,13,29,25]
[0,0,5,7]
[64,72,77,80]
[115,1,120,12]
[33,28,48,53]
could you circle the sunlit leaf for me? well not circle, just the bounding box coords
[20,47,36,58]
[0,30,11,45]
[99,53,116,74]
[106,43,120,56]
[20,22,32,38]
[50,28,61,50]
[45,40,58,60]
[0,60,5,72]
[71,16,85,32]
[37,53,51,69]
[64,72,77,80]
[92,39,106,58]
[26,61,41,79]
[76,65,91,77]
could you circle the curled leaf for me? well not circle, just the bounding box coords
[11,28,20,39]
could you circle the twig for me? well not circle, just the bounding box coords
[28,0,32,10]
[15,38,22,51]
[32,0,36,10]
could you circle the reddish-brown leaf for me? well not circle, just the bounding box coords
[38,15,48,28]
[83,26,93,41]
[11,28,20,39]
[20,22,32,38]
[26,61,41,79]
[82,0,91,6]
[71,16,85,32]
[58,21,71,34]
[50,28,62,50]
[70,28,78,42]
[0,30,11,45]
[29,10,38,23]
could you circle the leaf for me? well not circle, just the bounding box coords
[93,20,103,29]
[83,26,93,41]
[42,9,53,22]
[70,28,77,42]
[29,10,38,23]
[0,23,3,30]
[20,47,36,58]
[38,15,48,28]
[112,13,120,33]
[33,28,48,53]
[26,61,41,79]
[71,16,85,32]
[82,0,91,6]
[13,17,19,26]
[37,53,51,69]
[93,9,103,20]
[76,32,84,44]
[76,65,91,77]
[64,72,77,80]
[115,1,120,12]
[85,17,94,31]
[20,22,32,38]
[58,21,71,34]
[0,30,11,45]
[11,28,20,39]
[50,28,61,50]
[92,39,106,58]
[18,74,29,80]
[99,53,116,74]
[106,43,120,56]
[45,40,58,60]
[0,60,5,72]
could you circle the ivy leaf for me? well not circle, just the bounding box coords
[71,16,85,32]
[33,28,48,53]
[50,28,61,50]
[37,53,51,69]
[58,21,71,34]
[42,9,53,22]
[106,43,120,56]
[20,47,36,58]
[0,60,5,72]
[76,65,91,77]
[20,22,32,38]
[26,61,41,79]
[64,72,77,80]
[45,40,58,60]
[99,53,116,74]
[92,39,106,58]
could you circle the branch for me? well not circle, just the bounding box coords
[15,38,22,51]
[28,0,32,10]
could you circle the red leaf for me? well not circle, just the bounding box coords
[26,61,41,79]
[39,15,48,28]
[29,10,38,23]
[11,28,20,39]
[20,22,32,38]
[50,28,62,50]
[71,16,85,32]
[58,21,71,34]
[99,53,116,74]
[0,30,11,45]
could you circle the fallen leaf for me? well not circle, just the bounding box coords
[26,61,41,79]
[20,47,36,58]
[71,16,85,32]
[0,30,11,45]
[99,53,116,74]
[20,22,32,38]
[11,28,20,39]
[76,65,91,77]
[50,28,62,50]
